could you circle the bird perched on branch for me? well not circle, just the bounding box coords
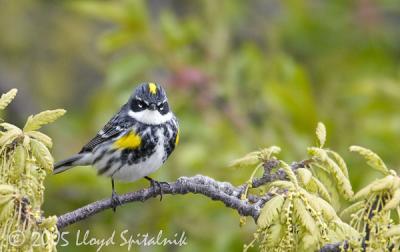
[54,82,179,211]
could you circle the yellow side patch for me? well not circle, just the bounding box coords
[175,128,180,146]
[148,83,157,95]
[114,131,141,149]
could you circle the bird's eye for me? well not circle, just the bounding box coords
[157,102,169,114]
[135,100,146,110]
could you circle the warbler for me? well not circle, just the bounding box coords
[53,82,179,211]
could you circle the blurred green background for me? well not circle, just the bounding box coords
[1,0,400,251]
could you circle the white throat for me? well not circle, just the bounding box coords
[128,110,173,125]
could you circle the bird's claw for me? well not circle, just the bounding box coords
[111,190,121,212]
[145,176,169,201]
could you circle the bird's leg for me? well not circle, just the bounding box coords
[145,176,169,201]
[111,179,121,212]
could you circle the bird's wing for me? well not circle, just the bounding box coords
[79,112,134,153]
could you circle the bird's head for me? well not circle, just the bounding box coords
[128,82,173,125]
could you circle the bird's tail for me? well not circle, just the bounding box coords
[53,154,90,174]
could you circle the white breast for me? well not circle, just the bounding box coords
[110,128,166,182]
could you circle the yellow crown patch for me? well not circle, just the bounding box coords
[148,83,157,95]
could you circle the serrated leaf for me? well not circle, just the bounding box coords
[280,161,298,186]
[228,151,260,169]
[23,109,66,132]
[308,147,329,161]
[303,191,337,222]
[297,168,313,186]
[0,123,21,133]
[351,176,395,201]
[0,129,21,147]
[350,145,389,175]
[0,89,17,110]
[327,150,349,178]
[257,194,285,228]
[293,197,317,233]
[310,177,332,203]
[371,175,395,192]
[313,153,353,200]
[312,166,341,209]
[27,131,53,148]
[30,138,54,173]
[266,224,284,247]
[259,146,281,160]
[12,145,26,177]
[325,157,354,200]
[316,122,326,148]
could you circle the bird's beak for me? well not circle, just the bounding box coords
[149,103,157,110]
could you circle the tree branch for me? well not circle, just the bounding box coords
[55,160,345,251]
[56,175,261,229]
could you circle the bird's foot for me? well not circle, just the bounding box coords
[145,176,169,201]
[111,190,121,212]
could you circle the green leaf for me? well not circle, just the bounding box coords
[316,122,326,148]
[350,145,389,175]
[228,151,260,169]
[309,177,332,203]
[303,191,337,222]
[0,89,17,110]
[12,145,26,177]
[293,197,317,233]
[0,123,21,132]
[23,109,66,132]
[0,129,21,147]
[280,161,298,186]
[353,175,396,200]
[257,194,285,228]
[26,131,53,148]
[266,223,284,247]
[30,138,54,173]
[297,168,313,186]
[327,150,349,178]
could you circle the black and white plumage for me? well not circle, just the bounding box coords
[54,83,179,208]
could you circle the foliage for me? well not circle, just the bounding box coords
[232,122,400,251]
[0,89,65,251]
